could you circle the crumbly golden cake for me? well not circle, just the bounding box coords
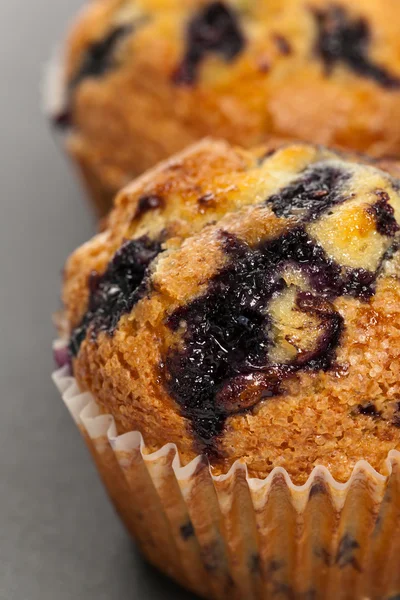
[49,0,400,215]
[61,139,400,484]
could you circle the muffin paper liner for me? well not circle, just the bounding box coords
[53,365,400,599]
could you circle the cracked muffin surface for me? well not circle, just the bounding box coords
[61,139,400,484]
[49,0,400,215]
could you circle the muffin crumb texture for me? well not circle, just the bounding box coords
[62,140,400,484]
[51,0,400,213]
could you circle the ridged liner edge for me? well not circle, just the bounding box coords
[53,365,400,600]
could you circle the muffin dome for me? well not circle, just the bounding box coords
[50,0,400,214]
[62,139,400,484]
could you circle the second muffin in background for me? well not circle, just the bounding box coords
[48,0,400,215]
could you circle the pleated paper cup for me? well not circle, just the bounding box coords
[53,365,400,600]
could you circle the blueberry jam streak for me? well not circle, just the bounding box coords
[295,291,343,369]
[267,164,350,220]
[69,236,162,356]
[165,227,351,450]
[314,5,400,89]
[265,228,376,301]
[173,1,245,85]
[367,190,400,237]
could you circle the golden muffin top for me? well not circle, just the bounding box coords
[62,140,400,483]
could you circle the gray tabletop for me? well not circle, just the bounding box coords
[0,2,192,598]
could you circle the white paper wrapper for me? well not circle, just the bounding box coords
[53,366,400,600]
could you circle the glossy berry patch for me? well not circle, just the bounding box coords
[267,164,349,220]
[173,1,245,85]
[314,5,400,88]
[69,236,162,356]
[164,228,350,451]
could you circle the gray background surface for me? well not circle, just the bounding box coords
[0,1,192,598]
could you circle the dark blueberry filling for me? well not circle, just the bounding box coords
[173,1,245,85]
[69,236,162,356]
[380,241,400,267]
[340,268,377,301]
[295,291,343,370]
[164,227,353,451]
[355,401,400,428]
[357,402,382,418]
[267,164,350,220]
[198,192,216,213]
[52,25,133,129]
[314,5,400,89]
[265,228,376,301]
[367,189,400,237]
[134,194,165,219]
[70,25,133,89]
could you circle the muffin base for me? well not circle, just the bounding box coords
[53,364,400,600]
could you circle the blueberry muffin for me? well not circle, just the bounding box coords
[49,0,400,215]
[60,139,400,485]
